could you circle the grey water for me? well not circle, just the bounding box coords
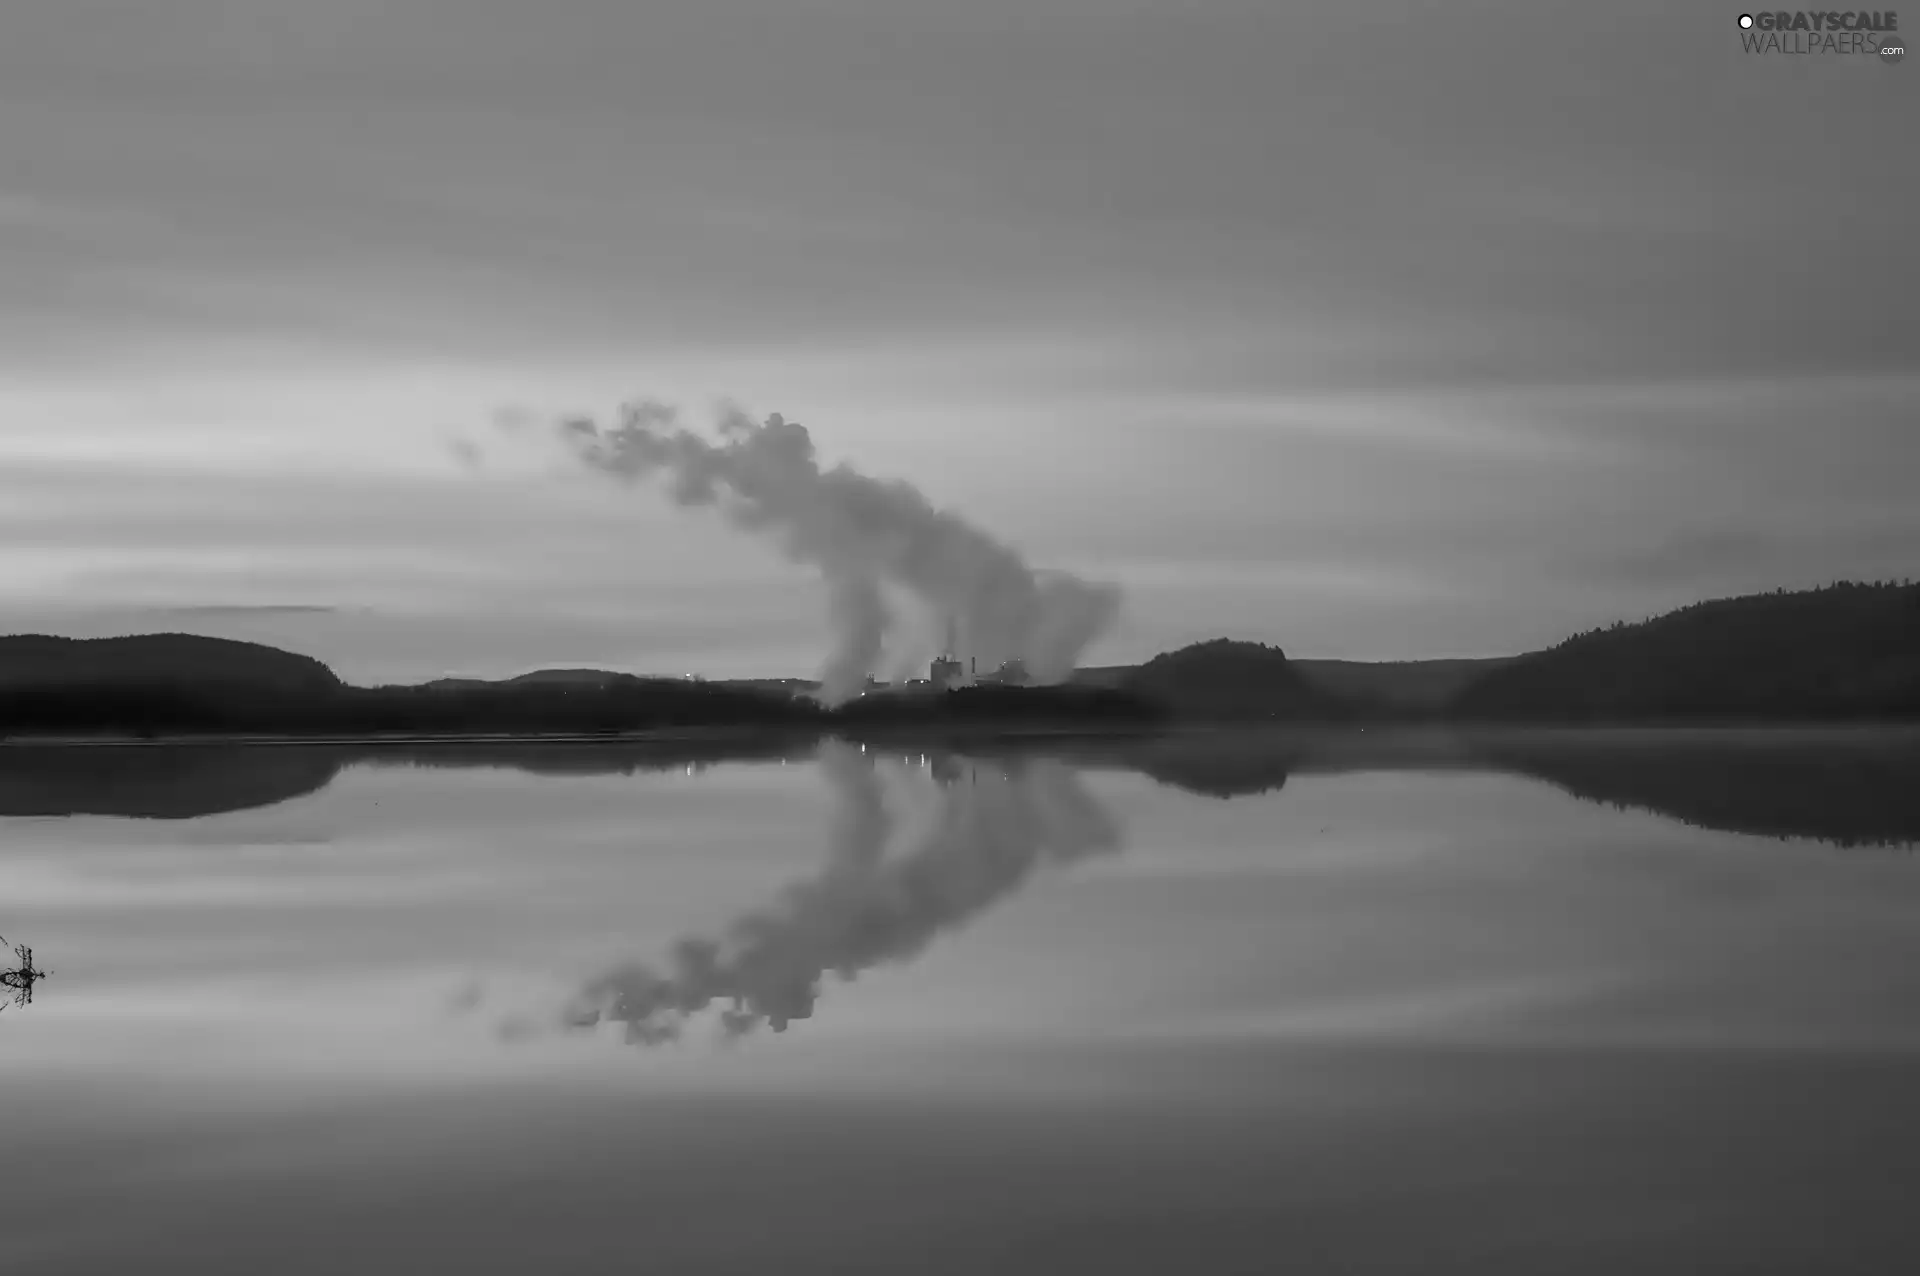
[4,728,1919,1275]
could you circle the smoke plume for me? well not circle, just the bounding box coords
[559,741,1121,1045]
[553,401,1121,702]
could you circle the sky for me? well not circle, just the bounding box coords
[1,0,1915,683]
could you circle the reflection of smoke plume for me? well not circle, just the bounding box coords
[561,741,1121,1045]
[554,401,1121,703]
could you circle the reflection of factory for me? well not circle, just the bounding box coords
[928,752,965,785]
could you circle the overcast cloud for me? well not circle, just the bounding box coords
[2,0,1913,679]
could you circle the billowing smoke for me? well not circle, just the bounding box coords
[559,741,1121,1045]
[553,401,1120,703]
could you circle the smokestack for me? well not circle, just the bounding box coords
[548,402,1121,704]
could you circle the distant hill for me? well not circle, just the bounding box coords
[1293,657,1514,714]
[1078,657,1512,715]
[0,633,339,692]
[718,677,821,696]
[1453,581,1920,721]
[506,668,633,687]
[1119,639,1340,721]
[424,669,638,691]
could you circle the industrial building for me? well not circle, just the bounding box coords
[927,650,1028,690]
[904,619,1031,691]
[929,653,967,689]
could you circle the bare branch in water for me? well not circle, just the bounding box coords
[0,936,48,1012]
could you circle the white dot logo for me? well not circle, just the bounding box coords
[1738,13,1754,28]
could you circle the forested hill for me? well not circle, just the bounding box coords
[0,634,340,692]
[1452,581,1920,721]
[1120,638,1342,720]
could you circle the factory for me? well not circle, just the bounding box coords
[843,620,1030,697]
[928,654,1029,689]
[929,652,966,689]
[927,618,1029,689]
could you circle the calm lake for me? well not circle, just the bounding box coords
[4,728,1919,1274]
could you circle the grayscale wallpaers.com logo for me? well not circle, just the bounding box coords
[1737,11,1904,59]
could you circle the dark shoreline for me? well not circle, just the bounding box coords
[7,720,1920,747]
[0,721,1174,749]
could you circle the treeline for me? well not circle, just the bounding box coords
[7,577,1918,735]
[1452,580,1920,721]
[0,676,812,737]
[0,673,1166,738]
[836,683,1164,727]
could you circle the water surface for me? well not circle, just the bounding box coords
[5,728,1918,1274]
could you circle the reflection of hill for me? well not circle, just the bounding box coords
[356,735,818,777]
[11,728,1914,850]
[0,744,342,819]
[1100,732,1304,798]
[1471,729,1920,848]
[361,731,1300,800]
